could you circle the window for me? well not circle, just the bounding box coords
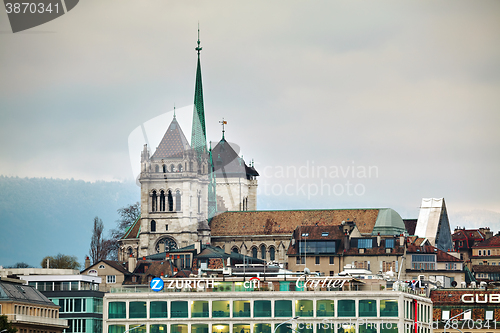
[274,300,292,317]
[479,250,482,255]
[269,247,275,261]
[106,275,116,284]
[232,247,239,254]
[380,300,398,317]
[108,302,126,319]
[98,265,105,269]
[358,238,373,249]
[150,220,156,232]
[338,300,355,317]
[385,238,395,248]
[191,300,209,318]
[321,232,329,237]
[129,302,146,318]
[329,256,334,265]
[171,301,188,318]
[160,190,165,211]
[442,310,450,320]
[178,164,183,172]
[175,190,181,211]
[315,256,320,265]
[252,247,258,258]
[488,250,491,255]
[316,300,334,317]
[359,299,377,317]
[233,300,250,317]
[254,300,271,317]
[295,300,313,317]
[212,300,229,318]
[261,245,266,260]
[165,224,168,231]
[296,256,305,265]
[168,190,173,211]
[486,310,493,320]
[152,190,157,212]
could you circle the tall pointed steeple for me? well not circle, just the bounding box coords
[191,26,207,162]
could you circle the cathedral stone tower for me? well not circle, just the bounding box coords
[118,32,258,260]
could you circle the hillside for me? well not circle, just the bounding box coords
[0,176,140,268]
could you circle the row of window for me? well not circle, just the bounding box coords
[29,281,99,292]
[64,318,102,333]
[13,304,58,318]
[232,245,276,261]
[108,299,399,319]
[108,322,402,333]
[151,190,181,212]
[48,297,103,314]
[441,308,495,321]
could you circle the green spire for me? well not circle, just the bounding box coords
[191,26,207,161]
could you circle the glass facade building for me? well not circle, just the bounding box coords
[104,282,432,333]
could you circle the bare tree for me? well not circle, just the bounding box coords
[108,202,141,260]
[89,216,109,265]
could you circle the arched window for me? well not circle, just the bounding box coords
[269,247,275,261]
[170,164,175,172]
[175,190,181,211]
[150,220,156,232]
[127,247,133,256]
[168,190,173,211]
[152,191,157,212]
[155,165,159,173]
[261,245,266,260]
[160,190,165,211]
[190,161,193,171]
[252,247,258,259]
[185,162,187,171]
[178,164,183,172]
[197,192,201,213]
[162,164,166,173]
[232,247,239,254]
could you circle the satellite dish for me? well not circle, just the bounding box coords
[451,281,458,287]
[304,268,311,275]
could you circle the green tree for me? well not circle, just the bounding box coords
[40,253,81,269]
[0,314,18,333]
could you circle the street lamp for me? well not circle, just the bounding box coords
[124,324,146,333]
[273,316,299,333]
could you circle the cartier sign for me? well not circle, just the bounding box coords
[461,294,500,303]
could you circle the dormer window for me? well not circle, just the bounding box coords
[321,232,329,237]
[98,265,105,269]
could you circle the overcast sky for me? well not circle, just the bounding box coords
[1,1,499,229]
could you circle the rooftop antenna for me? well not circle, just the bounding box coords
[195,22,202,56]
[219,118,227,139]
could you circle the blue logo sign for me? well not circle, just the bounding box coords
[150,277,164,292]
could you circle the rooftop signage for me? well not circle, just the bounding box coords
[296,276,347,289]
[461,294,500,304]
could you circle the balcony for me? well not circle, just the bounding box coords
[5,314,68,328]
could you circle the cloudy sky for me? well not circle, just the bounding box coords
[1,1,499,229]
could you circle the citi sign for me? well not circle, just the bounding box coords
[461,294,500,303]
[243,277,261,289]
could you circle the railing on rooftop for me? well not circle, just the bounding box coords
[5,314,68,327]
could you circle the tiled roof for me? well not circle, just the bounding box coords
[151,117,190,160]
[121,216,141,240]
[291,225,345,241]
[211,209,381,237]
[403,219,418,235]
[473,235,500,248]
[406,244,462,262]
[123,260,173,285]
[472,264,500,273]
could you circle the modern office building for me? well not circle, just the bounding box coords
[104,277,432,333]
[20,274,104,333]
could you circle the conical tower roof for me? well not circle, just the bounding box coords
[151,117,190,160]
[191,29,207,162]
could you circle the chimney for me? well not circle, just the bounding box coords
[377,233,381,247]
[194,241,201,254]
[128,254,137,273]
[399,234,405,247]
[344,232,350,251]
[85,256,90,269]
